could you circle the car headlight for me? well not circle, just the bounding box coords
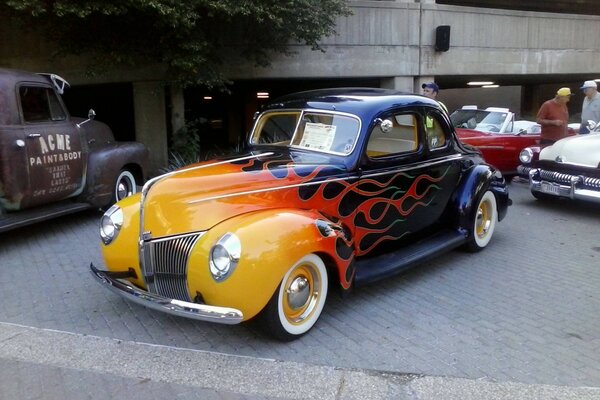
[100,205,124,245]
[209,233,241,282]
[519,148,533,164]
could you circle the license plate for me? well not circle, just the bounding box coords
[540,182,560,195]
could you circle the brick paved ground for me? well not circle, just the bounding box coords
[0,182,599,387]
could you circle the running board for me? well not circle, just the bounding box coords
[354,228,467,286]
[0,202,92,233]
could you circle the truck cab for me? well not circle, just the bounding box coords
[0,68,148,232]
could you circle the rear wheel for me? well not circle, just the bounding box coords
[260,254,328,341]
[465,190,497,252]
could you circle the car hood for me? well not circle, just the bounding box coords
[141,150,348,238]
[539,134,600,168]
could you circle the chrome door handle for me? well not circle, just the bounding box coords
[27,133,41,138]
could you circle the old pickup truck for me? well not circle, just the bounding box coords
[0,68,148,233]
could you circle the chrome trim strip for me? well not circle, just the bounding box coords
[90,264,243,324]
[360,154,463,180]
[476,145,504,150]
[187,175,355,204]
[187,154,464,205]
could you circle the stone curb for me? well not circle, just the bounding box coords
[0,322,599,400]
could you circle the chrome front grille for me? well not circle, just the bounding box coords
[141,232,203,302]
[539,169,572,184]
[538,169,600,189]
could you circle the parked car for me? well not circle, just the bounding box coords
[0,68,148,233]
[91,88,510,340]
[451,106,577,177]
[518,124,600,203]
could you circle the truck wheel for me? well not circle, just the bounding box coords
[465,190,497,252]
[114,169,137,203]
[260,254,328,341]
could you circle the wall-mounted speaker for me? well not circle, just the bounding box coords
[435,25,451,52]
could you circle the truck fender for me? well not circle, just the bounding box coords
[80,142,147,207]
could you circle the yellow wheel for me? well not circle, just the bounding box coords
[260,254,328,340]
[467,190,497,252]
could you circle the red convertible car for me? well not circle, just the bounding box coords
[452,106,541,177]
[452,106,577,177]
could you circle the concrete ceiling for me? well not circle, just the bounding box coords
[437,73,600,90]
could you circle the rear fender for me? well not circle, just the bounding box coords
[447,164,509,233]
[186,208,354,321]
[80,142,147,207]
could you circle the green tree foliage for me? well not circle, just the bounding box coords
[3,0,351,87]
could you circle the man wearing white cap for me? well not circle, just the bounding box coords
[579,80,600,134]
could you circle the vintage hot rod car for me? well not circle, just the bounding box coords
[0,68,148,232]
[518,127,600,203]
[91,88,510,340]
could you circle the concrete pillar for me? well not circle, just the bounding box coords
[170,85,185,134]
[380,77,415,93]
[133,81,168,176]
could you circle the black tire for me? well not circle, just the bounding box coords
[465,190,498,252]
[259,254,328,341]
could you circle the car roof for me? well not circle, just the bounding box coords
[264,87,442,117]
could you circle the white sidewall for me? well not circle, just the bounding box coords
[277,254,328,336]
[115,170,137,201]
[474,191,497,248]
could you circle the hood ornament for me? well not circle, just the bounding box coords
[555,155,565,163]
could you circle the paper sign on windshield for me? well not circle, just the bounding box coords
[299,122,337,151]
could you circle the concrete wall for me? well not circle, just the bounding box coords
[223,1,600,86]
[420,4,600,76]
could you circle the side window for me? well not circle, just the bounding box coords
[366,113,419,158]
[19,86,67,123]
[425,111,447,150]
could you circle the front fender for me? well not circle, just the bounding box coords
[186,208,353,321]
[447,164,510,232]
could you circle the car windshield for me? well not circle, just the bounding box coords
[250,110,361,156]
[450,109,508,132]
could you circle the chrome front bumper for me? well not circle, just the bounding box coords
[90,264,244,324]
[528,169,600,203]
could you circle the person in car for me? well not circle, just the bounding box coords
[536,87,572,145]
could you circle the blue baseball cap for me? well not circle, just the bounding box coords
[421,82,440,93]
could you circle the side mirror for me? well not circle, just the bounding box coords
[77,109,96,128]
[374,118,393,133]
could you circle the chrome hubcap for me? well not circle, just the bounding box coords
[117,180,131,200]
[287,276,310,310]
